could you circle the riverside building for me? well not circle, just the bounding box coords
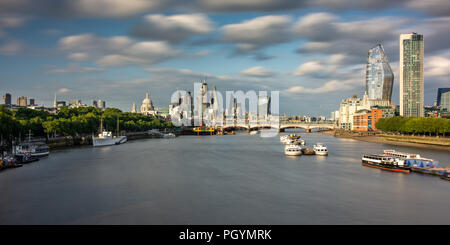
[400,32,424,117]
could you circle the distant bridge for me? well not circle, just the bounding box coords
[219,121,335,132]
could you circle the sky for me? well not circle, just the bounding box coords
[0,0,449,116]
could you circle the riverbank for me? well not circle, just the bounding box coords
[321,130,450,151]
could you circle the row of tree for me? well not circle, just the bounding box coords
[0,105,173,142]
[376,116,450,136]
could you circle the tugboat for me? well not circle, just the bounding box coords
[285,144,302,156]
[361,154,410,173]
[313,143,328,156]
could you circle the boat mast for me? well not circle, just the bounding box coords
[116,115,119,136]
[99,117,103,133]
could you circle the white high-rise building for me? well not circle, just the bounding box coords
[400,32,424,117]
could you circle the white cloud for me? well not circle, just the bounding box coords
[240,66,275,77]
[286,79,355,94]
[58,34,181,67]
[57,88,70,94]
[67,52,89,61]
[426,56,450,77]
[44,63,104,74]
[292,61,324,76]
[70,0,168,18]
[0,41,24,55]
[131,14,214,43]
[222,15,292,53]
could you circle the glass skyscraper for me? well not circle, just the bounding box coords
[437,88,450,110]
[400,32,424,117]
[365,44,394,102]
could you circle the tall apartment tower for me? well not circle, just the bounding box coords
[3,93,11,105]
[365,44,394,102]
[400,32,424,117]
[17,96,27,107]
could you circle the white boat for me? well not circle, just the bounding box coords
[14,142,49,158]
[93,131,127,147]
[93,118,127,147]
[250,131,258,135]
[163,133,176,138]
[285,144,302,156]
[313,143,328,156]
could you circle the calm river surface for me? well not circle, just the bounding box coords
[0,132,449,224]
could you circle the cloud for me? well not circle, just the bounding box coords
[196,0,304,12]
[1,0,449,20]
[407,0,450,16]
[221,15,292,55]
[0,16,27,38]
[292,61,324,76]
[285,79,356,94]
[67,52,89,61]
[58,34,181,67]
[0,0,169,18]
[240,66,275,77]
[44,63,104,74]
[57,88,70,94]
[0,40,24,55]
[130,14,214,43]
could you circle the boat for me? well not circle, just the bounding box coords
[441,172,450,181]
[249,131,258,135]
[285,144,302,156]
[14,142,49,158]
[93,118,127,147]
[15,153,39,164]
[0,154,23,170]
[361,154,410,173]
[302,147,315,155]
[313,143,328,156]
[281,134,302,145]
[163,133,176,138]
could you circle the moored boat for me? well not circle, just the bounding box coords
[361,154,410,173]
[313,143,328,156]
[285,144,302,156]
[14,142,49,158]
[93,117,127,147]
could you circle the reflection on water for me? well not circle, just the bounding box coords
[0,132,449,225]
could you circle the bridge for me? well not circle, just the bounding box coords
[219,121,335,132]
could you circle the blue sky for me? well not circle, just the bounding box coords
[0,0,449,116]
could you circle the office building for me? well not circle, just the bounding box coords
[3,93,11,105]
[437,88,450,110]
[17,96,27,107]
[366,44,394,102]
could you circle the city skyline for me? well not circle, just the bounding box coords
[0,1,449,115]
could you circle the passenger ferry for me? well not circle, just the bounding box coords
[313,143,328,156]
[361,154,410,173]
[14,142,50,158]
[281,134,302,145]
[285,144,302,156]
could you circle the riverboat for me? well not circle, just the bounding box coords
[361,154,410,173]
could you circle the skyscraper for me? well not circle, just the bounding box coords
[437,88,450,110]
[3,93,11,105]
[17,96,27,107]
[400,32,424,117]
[365,44,394,102]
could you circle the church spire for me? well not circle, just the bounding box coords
[53,93,57,108]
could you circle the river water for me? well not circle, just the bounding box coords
[0,132,449,224]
